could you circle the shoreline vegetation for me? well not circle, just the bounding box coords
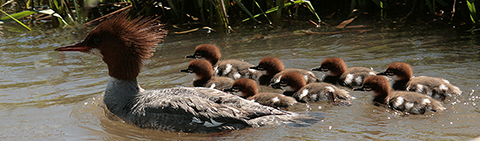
[0,0,479,33]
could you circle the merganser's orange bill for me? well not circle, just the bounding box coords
[55,42,90,52]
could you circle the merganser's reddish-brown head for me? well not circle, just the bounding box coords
[311,57,347,77]
[185,44,221,65]
[55,13,167,80]
[250,57,284,76]
[270,71,306,92]
[180,59,214,80]
[224,78,258,98]
[377,62,413,81]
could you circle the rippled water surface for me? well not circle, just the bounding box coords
[1,25,480,140]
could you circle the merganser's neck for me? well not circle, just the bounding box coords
[103,77,140,115]
[103,54,142,80]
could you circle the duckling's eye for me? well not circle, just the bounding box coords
[280,81,287,86]
[257,66,265,71]
[320,67,329,72]
[363,87,372,91]
[232,87,239,92]
[386,72,394,76]
[194,53,203,58]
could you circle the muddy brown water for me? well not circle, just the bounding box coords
[1,26,479,140]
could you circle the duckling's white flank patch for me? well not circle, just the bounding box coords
[416,84,424,93]
[89,48,103,58]
[394,97,405,107]
[310,94,317,100]
[325,86,335,92]
[209,84,216,89]
[442,79,450,84]
[422,99,431,105]
[439,84,448,91]
[345,74,354,84]
[213,66,219,75]
[303,75,309,82]
[355,76,363,85]
[405,102,414,110]
[204,119,223,127]
[224,64,232,75]
[298,89,309,99]
[272,97,280,103]
[233,73,241,79]
[369,72,376,75]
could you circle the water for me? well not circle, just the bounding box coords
[1,25,479,140]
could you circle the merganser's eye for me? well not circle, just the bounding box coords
[93,38,101,45]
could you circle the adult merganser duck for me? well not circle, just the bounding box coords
[54,13,316,133]
[180,59,234,90]
[250,57,320,86]
[311,57,376,88]
[354,76,446,114]
[185,44,262,80]
[270,71,354,105]
[377,62,461,101]
[224,78,297,108]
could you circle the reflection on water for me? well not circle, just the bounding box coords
[1,26,479,140]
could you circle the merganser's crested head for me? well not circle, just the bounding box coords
[377,62,413,81]
[270,71,306,92]
[185,44,221,65]
[224,78,258,98]
[312,57,347,77]
[55,13,167,80]
[250,57,284,75]
[354,76,390,96]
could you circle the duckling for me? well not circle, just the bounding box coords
[377,62,461,101]
[250,56,320,85]
[311,57,376,88]
[185,44,261,80]
[271,71,354,105]
[354,76,446,114]
[224,78,297,108]
[180,59,234,90]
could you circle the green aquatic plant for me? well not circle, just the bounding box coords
[242,0,321,23]
[0,9,31,31]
